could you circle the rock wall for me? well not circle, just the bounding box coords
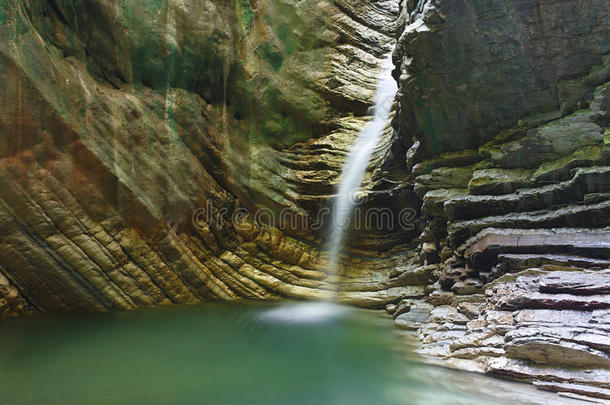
[0,0,421,317]
[2,0,609,398]
[394,0,609,156]
[389,0,610,399]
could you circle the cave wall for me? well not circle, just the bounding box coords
[388,0,610,398]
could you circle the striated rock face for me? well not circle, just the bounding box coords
[394,0,610,156]
[390,0,610,399]
[1,0,609,399]
[0,0,420,317]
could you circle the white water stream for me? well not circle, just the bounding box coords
[324,50,398,296]
[262,50,397,319]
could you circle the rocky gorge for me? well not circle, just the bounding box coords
[1,0,609,402]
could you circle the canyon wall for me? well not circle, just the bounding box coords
[1,0,610,399]
[0,0,418,317]
[388,0,610,399]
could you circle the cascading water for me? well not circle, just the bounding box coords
[324,50,398,298]
[262,50,397,321]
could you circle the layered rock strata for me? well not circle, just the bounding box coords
[390,0,610,399]
[2,0,610,400]
[0,0,420,317]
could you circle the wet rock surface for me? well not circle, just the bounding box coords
[394,0,610,156]
[0,0,415,317]
[1,0,609,402]
[390,0,610,400]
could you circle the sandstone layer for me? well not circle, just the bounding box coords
[0,0,420,317]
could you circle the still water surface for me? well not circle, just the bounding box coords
[0,303,559,404]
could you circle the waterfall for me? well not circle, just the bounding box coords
[325,50,398,299]
[262,50,397,320]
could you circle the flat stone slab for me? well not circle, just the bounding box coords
[498,253,610,270]
[464,228,610,269]
[539,271,610,295]
[428,305,470,325]
[490,285,610,311]
[487,357,610,389]
[533,381,610,400]
[489,254,610,281]
[395,306,432,330]
[514,309,593,325]
[449,201,610,246]
[446,166,610,221]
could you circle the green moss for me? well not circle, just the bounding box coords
[0,0,32,43]
[257,42,283,71]
[121,0,170,89]
[484,127,525,147]
[277,24,296,55]
[414,148,481,176]
[468,168,531,192]
[235,0,254,34]
[257,87,312,147]
[0,0,11,28]
[533,145,602,181]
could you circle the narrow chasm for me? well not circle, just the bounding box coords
[0,0,609,403]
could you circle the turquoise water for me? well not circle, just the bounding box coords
[0,303,519,405]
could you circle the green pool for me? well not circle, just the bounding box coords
[0,303,559,404]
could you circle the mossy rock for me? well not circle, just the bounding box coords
[468,169,532,196]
